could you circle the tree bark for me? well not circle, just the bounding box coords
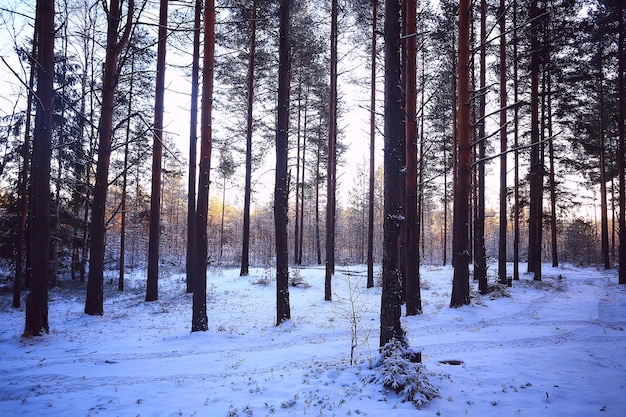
[380,0,405,347]
[315,139,322,266]
[146,0,168,302]
[598,38,610,270]
[475,0,487,293]
[547,47,557,268]
[85,0,133,316]
[119,55,135,292]
[25,0,54,336]
[191,0,215,332]
[325,0,338,301]
[528,0,543,281]
[294,73,302,264]
[618,3,625,285]
[498,0,508,285]
[275,0,291,324]
[298,103,307,264]
[451,0,472,308]
[367,0,377,289]
[404,0,421,316]
[187,0,202,289]
[513,0,520,281]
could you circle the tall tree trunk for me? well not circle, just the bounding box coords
[85,0,133,316]
[612,178,616,258]
[398,0,408,304]
[618,3,625,285]
[298,101,308,265]
[404,0,420,316]
[598,38,610,270]
[547,55,558,268]
[325,0,338,301]
[119,142,129,291]
[367,0,377,289]
[528,0,542,281]
[475,0,488,293]
[498,0,508,285]
[294,73,302,264]
[187,0,202,288]
[14,10,38,308]
[380,0,405,347]
[191,0,215,331]
[419,41,426,266]
[25,0,54,336]
[146,0,168,302]
[119,55,135,292]
[275,0,291,324]
[451,0,472,308]
[239,0,255,276]
[513,0,520,281]
[315,141,322,266]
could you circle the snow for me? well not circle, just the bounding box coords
[1,263,625,416]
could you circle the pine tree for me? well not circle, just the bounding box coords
[404,0,421,316]
[191,0,216,332]
[380,0,405,347]
[85,0,134,316]
[450,0,472,307]
[146,0,168,302]
[24,0,54,336]
[275,0,291,325]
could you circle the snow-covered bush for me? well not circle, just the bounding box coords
[372,339,439,407]
[289,268,310,288]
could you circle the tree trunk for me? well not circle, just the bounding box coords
[419,42,426,268]
[119,55,134,292]
[528,0,542,281]
[451,0,472,308]
[498,0,508,285]
[513,0,520,281]
[85,0,133,316]
[325,0,338,302]
[146,0,168,302]
[298,103,308,265]
[618,3,625,285]
[25,0,54,336]
[404,0,420,316]
[187,0,202,288]
[315,140,322,266]
[191,0,215,331]
[239,0,255,275]
[475,0,487,293]
[547,52,558,268]
[367,0,377,289]
[380,0,405,347]
[294,73,302,264]
[598,38,610,270]
[275,0,291,324]
[398,0,408,305]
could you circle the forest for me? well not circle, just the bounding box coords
[0,0,625,412]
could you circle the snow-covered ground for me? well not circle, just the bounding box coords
[0,263,624,416]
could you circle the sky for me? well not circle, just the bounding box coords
[0,0,604,220]
[0,0,379,209]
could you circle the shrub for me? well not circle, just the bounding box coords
[372,339,439,407]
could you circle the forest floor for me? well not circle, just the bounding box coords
[0,262,625,416]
